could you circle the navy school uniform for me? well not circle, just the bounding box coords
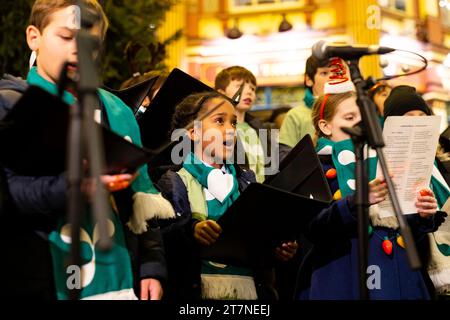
[157,165,278,300]
[296,154,444,300]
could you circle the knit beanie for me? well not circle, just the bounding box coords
[383,85,431,118]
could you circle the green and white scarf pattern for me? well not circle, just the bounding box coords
[316,136,450,293]
[316,137,377,198]
[428,164,450,294]
[183,152,240,220]
[316,137,399,229]
[180,152,257,300]
[27,67,138,300]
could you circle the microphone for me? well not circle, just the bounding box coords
[312,40,395,61]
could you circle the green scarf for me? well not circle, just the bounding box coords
[303,88,316,109]
[317,135,450,292]
[27,67,154,300]
[427,163,450,294]
[317,136,450,257]
[316,137,377,197]
[182,152,240,221]
[430,164,450,257]
[180,152,257,300]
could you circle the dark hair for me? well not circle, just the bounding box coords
[120,70,169,99]
[304,55,330,90]
[367,82,392,101]
[215,66,257,91]
[383,85,432,118]
[171,91,225,131]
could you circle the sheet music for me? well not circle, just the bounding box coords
[375,115,441,217]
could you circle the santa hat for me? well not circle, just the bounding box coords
[319,78,356,120]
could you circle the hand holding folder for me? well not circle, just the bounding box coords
[200,183,329,267]
[200,135,332,267]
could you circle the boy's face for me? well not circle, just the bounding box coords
[306,66,334,97]
[26,6,101,84]
[190,98,237,164]
[221,79,256,114]
[307,60,350,97]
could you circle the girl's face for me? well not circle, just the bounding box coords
[319,96,361,142]
[403,110,427,116]
[189,98,237,166]
[373,87,391,115]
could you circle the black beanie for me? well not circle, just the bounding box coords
[383,85,432,118]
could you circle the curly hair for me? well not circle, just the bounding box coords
[171,91,225,131]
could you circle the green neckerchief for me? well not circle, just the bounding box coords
[378,115,385,127]
[182,152,240,221]
[431,162,450,209]
[236,121,265,183]
[27,67,135,299]
[431,164,450,257]
[180,153,255,299]
[303,88,315,109]
[97,88,158,195]
[27,67,75,106]
[316,137,377,197]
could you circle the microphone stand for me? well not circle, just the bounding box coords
[342,58,421,300]
[67,2,111,300]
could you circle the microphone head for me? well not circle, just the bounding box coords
[312,40,328,61]
[378,46,396,55]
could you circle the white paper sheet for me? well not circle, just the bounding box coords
[375,115,441,217]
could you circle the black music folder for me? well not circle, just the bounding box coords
[200,183,329,267]
[264,134,332,203]
[102,75,159,114]
[138,68,218,150]
[0,85,155,176]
